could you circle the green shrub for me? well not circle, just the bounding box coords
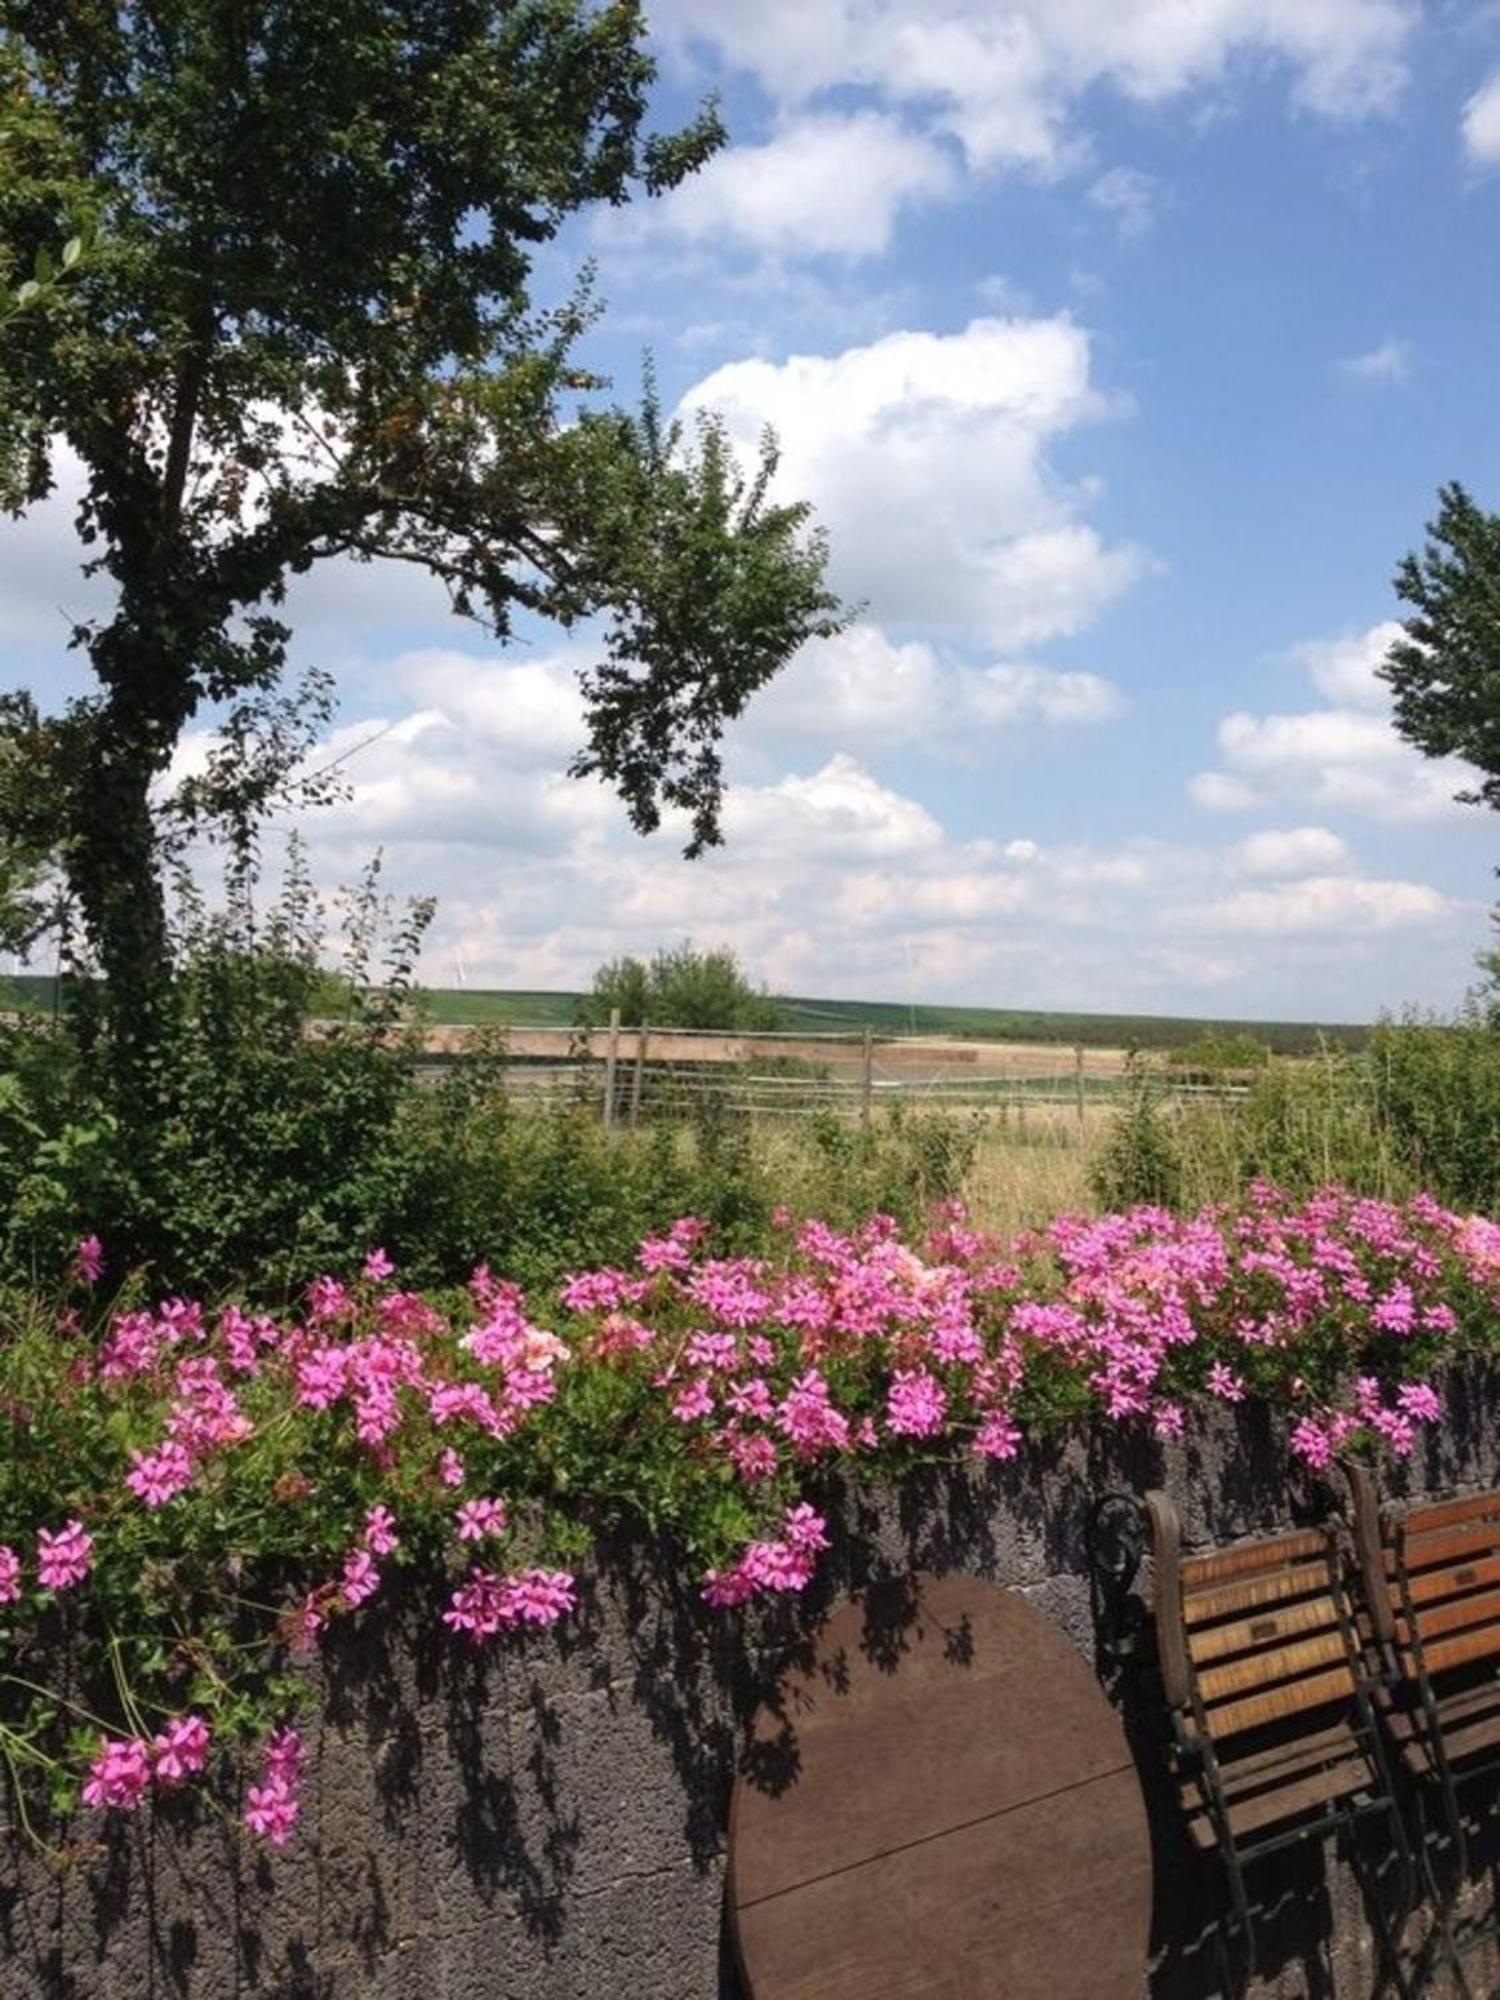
[1090,1061,1184,1210]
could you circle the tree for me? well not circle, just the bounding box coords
[577,943,782,1032]
[1383,482,1500,809]
[0,5,842,1102]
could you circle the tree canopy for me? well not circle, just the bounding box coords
[577,943,783,1032]
[0,1,842,1087]
[1383,481,1500,810]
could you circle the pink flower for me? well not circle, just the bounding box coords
[244,1725,304,1847]
[439,1447,466,1488]
[151,1713,210,1785]
[885,1368,948,1440]
[363,1247,395,1282]
[455,1497,507,1542]
[73,1234,105,1286]
[125,1440,194,1509]
[671,1378,714,1423]
[340,1549,381,1608]
[0,1545,20,1603]
[442,1566,576,1642]
[1206,1362,1245,1403]
[362,1504,400,1556]
[82,1736,151,1811]
[972,1409,1022,1460]
[1398,1381,1442,1425]
[36,1519,93,1592]
[781,1503,829,1553]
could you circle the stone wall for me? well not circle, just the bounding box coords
[5,1373,1500,2000]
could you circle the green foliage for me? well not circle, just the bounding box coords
[1368,1010,1500,1214]
[576,942,783,1031]
[1385,482,1500,810]
[0,3,841,1089]
[1165,1030,1270,1079]
[1089,1059,1184,1210]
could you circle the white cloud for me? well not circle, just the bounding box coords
[655,1,1414,181]
[744,623,1124,752]
[1339,338,1411,384]
[1290,620,1401,708]
[640,112,956,258]
[1462,69,1500,167]
[1194,620,1480,825]
[679,316,1149,649]
[1189,770,1262,812]
[1194,875,1448,936]
[216,648,1461,1019]
[1234,826,1353,876]
[1088,166,1159,238]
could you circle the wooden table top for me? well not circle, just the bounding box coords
[728,1571,1153,1999]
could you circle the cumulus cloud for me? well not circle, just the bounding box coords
[1339,339,1412,385]
[654,0,1414,181]
[1290,620,1401,708]
[679,316,1149,649]
[1462,69,1500,167]
[1191,620,1479,824]
[744,623,1124,752]
[194,642,1458,1019]
[1234,826,1352,876]
[1192,875,1447,936]
[1088,166,1159,238]
[1189,770,1262,813]
[635,111,956,258]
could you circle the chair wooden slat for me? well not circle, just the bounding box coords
[1383,1517,1500,1578]
[1206,1664,1356,1742]
[1217,1757,1374,1841]
[1403,1491,1500,1538]
[1181,1563,1332,1630]
[1402,1551,1500,1609]
[1198,1630,1349,1708]
[1408,1623,1500,1680]
[1187,1592,1341,1667]
[1181,1528,1326,1589]
[1396,1583,1500,1651]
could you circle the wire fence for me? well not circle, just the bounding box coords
[414,1016,1250,1135]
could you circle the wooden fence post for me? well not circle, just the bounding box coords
[629,1021,649,1130]
[603,1007,621,1131]
[1075,1044,1086,1134]
[860,1027,874,1131]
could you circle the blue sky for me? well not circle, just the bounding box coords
[6,0,1500,1022]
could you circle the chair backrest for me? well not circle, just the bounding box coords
[1347,1466,1500,1686]
[1148,1492,1360,1743]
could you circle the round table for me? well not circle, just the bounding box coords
[728,1571,1153,1998]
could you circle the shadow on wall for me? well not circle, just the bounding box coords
[3,1375,1500,1998]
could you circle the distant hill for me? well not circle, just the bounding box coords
[1,971,1372,1055]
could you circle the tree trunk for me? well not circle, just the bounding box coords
[69,625,193,1113]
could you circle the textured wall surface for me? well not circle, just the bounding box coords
[4,1376,1499,2000]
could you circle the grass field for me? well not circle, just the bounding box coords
[3,971,1371,1054]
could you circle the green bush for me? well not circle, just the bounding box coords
[1090,1062,1184,1210]
[575,941,782,1031]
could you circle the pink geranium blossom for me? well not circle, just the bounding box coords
[82,1736,151,1811]
[0,1546,21,1604]
[36,1520,93,1592]
[152,1713,210,1785]
[125,1440,194,1509]
[244,1725,305,1847]
[455,1497,507,1542]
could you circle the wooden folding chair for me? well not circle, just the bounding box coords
[1147,1491,1415,1995]
[1348,1468,1500,1996]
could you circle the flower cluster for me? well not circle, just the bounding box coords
[3,1185,1496,1852]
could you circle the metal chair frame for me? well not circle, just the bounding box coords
[1347,1466,1500,1998]
[1148,1492,1416,1998]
